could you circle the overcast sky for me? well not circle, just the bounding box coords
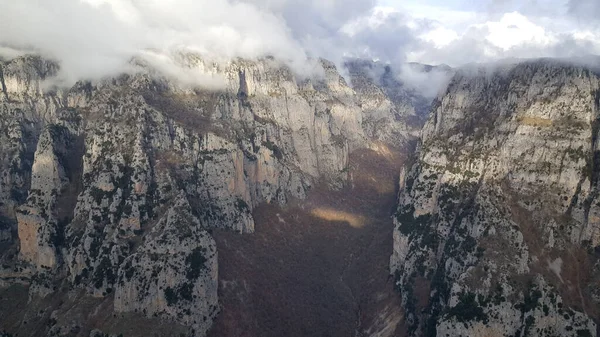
[0,0,598,84]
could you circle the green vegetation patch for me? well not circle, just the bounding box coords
[262,140,283,160]
[447,291,488,323]
[185,247,208,280]
[164,282,195,306]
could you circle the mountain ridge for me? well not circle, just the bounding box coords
[4,51,600,337]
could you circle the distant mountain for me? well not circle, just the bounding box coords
[344,59,452,148]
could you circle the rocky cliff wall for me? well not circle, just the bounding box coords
[391,59,600,336]
[0,54,427,336]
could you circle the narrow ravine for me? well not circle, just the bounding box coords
[208,146,408,337]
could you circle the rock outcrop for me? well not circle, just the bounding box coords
[114,195,218,336]
[16,124,78,270]
[391,59,600,336]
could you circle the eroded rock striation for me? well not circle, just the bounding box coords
[391,59,600,336]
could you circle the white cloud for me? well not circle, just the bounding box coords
[398,3,600,66]
[483,12,556,50]
[0,0,318,85]
[419,27,460,48]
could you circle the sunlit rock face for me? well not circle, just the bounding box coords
[0,54,430,335]
[16,125,74,270]
[391,59,600,336]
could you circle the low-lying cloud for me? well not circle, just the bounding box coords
[0,0,318,85]
[1,0,600,90]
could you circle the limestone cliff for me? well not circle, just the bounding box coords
[0,54,426,336]
[391,59,600,336]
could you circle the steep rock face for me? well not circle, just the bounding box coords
[0,56,61,226]
[16,124,79,270]
[0,54,424,335]
[391,59,600,336]
[114,195,218,336]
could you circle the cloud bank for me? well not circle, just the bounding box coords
[0,0,599,87]
[0,0,316,84]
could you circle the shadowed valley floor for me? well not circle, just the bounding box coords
[209,146,409,337]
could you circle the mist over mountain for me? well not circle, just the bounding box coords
[2,1,600,337]
[3,0,600,85]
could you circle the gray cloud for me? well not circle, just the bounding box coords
[0,0,599,89]
[0,0,319,84]
[568,0,600,21]
[351,11,417,63]
[0,0,385,86]
[0,1,138,82]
